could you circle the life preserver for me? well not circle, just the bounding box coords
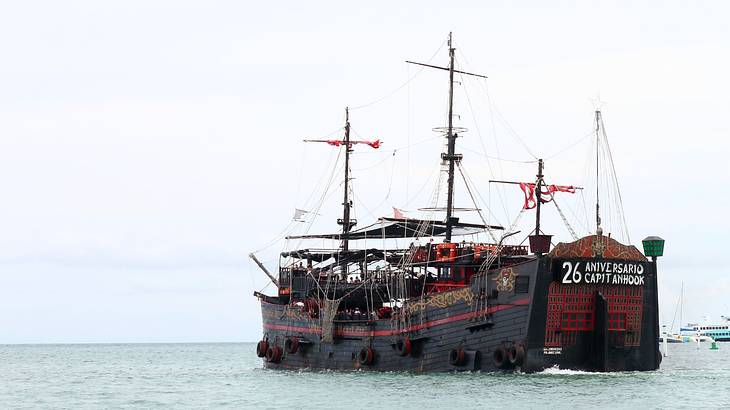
[436,243,458,262]
[508,344,525,366]
[493,346,510,369]
[449,348,466,366]
[256,340,269,358]
[358,347,375,366]
[285,337,300,355]
[266,345,283,363]
[395,337,412,357]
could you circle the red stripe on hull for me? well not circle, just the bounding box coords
[262,298,530,337]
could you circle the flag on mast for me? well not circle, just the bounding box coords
[293,208,310,222]
[519,183,576,210]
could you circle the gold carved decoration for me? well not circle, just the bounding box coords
[404,287,474,315]
[549,235,647,261]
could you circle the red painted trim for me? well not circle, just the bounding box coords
[262,298,530,338]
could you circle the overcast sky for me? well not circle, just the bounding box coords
[0,1,728,343]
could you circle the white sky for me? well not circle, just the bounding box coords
[0,1,728,343]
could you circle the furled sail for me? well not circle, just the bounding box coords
[285,217,503,241]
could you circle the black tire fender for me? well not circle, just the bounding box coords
[508,344,525,366]
[449,348,466,366]
[493,346,510,369]
[358,347,375,366]
[285,337,300,355]
[395,338,412,357]
[256,340,269,358]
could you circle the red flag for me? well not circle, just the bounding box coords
[545,185,576,194]
[519,183,575,209]
[317,139,379,149]
[393,207,405,219]
[519,183,537,209]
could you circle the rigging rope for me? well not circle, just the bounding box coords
[458,163,505,230]
[455,66,515,222]
[465,68,537,161]
[350,39,447,111]
[457,144,537,163]
[550,194,579,241]
[600,119,631,242]
[544,130,594,160]
[456,162,498,243]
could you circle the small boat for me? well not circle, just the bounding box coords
[683,333,714,343]
[659,330,685,344]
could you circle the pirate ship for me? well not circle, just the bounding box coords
[250,34,665,372]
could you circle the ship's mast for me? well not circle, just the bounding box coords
[303,109,381,253]
[339,107,354,252]
[405,33,487,242]
[444,32,458,242]
[535,158,544,235]
[595,110,603,236]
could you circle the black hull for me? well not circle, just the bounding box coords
[256,251,661,373]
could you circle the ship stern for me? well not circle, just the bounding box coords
[523,235,661,372]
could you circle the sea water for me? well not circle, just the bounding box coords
[1,342,729,409]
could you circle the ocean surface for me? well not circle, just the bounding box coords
[1,342,729,409]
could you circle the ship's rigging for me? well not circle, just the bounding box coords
[250,33,662,375]
[250,33,632,294]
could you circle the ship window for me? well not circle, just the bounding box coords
[561,312,593,331]
[515,276,530,293]
[608,313,626,330]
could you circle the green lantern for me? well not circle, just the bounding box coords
[642,236,665,258]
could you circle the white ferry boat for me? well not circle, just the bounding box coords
[681,317,730,342]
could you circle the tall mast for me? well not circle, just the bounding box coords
[680,282,684,330]
[595,110,602,235]
[406,33,487,241]
[443,32,460,242]
[535,158,544,235]
[339,107,353,252]
[303,108,379,253]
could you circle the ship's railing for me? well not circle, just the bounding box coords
[409,242,528,264]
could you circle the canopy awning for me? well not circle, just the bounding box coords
[280,248,390,261]
[285,217,503,241]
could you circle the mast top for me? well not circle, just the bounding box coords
[595,110,603,236]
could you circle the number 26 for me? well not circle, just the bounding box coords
[562,262,582,284]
